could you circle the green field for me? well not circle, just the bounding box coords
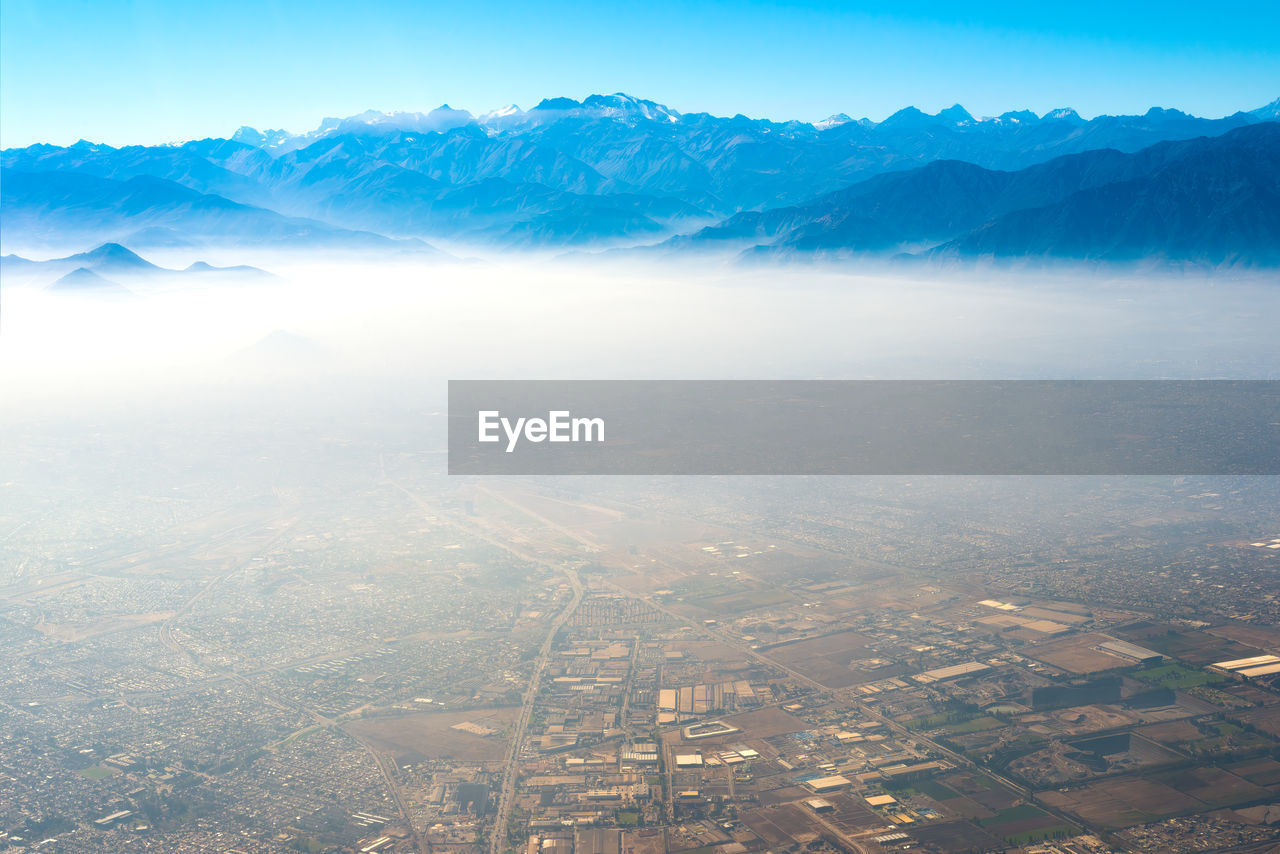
[907,709,981,730]
[79,765,113,779]
[944,715,1006,734]
[1133,662,1225,690]
[915,779,959,800]
[979,804,1047,825]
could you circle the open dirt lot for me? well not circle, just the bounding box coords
[345,707,518,762]
[763,630,891,688]
[1025,633,1131,674]
[1205,623,1280,651]
[722,707,811,738]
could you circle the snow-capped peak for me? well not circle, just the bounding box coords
[814,113,852,130]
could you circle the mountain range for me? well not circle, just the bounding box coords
[2,93,1278,266]
[677,123,1280,266]
[1,242,274,291]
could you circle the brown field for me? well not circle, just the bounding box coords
[929,793,997,821]
[345,708,517,762]
[1205,623,1280,651]
[763,630,882,688]
[1025,633,1131,674]
[1228,757,1280,787]
[1156,767,1271,809]
[910,821,1005,853]
[1020,606,1092,626]
[622,828,667,854]
[723,707,810,738]
[763,803,822,840]
[1137,719,1203,746]
[701,588,794,613]
[740,809,796,848]
[1039,777,1202,829]
[1238,705,1280,739]
[756,785,809,805]
[674,639,751,665]
[940,771,1019,813]
[1218,682,1280,707]
[768,631,872,658]
[741,804,821,846]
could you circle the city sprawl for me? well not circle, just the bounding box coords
[2,415,1280,854]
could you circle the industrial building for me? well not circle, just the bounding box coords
[1210,653,1280,679]
[804,774,851,793]
[912,661,990,684]
[1096,639,1163,665]
[879,761,947,783]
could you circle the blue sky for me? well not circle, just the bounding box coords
[2,0,1277,147]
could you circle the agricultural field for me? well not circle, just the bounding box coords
[1204,623,1280,651]
[977,803,1078,845]
[1039,776,1203,829]
[1236,704,1280,739]
[1040,765,1274,831]
[1227,756,1280,787]
[908,820,1005,852]
[1150,766,1271,810]
[1131,661,1226,690]
[1113,623,1259,665]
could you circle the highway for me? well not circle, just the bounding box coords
[487,565,583,854]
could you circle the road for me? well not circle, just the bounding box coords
[390,481,600,854]
[487,565,583,854]
[418,484,1090,845]
[348,728,426,854]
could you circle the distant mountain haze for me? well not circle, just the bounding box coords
[2,94,1276,266]
[0,241,276,288]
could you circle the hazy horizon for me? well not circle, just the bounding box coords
[4,0,1279,148]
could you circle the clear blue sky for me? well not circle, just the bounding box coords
[2,0,1277,147]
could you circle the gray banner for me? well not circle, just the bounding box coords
[448,381,1280,475]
